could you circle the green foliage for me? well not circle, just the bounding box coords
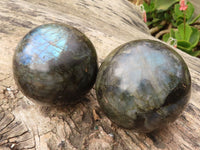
[154,0,179,11]
[163,23,200,56]
[143,2,155,13]
[143,1,178,28]
[173,2,195,25]
[174,2,194,19]
[143,0,200,57]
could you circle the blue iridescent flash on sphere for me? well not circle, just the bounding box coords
[13,23,98,105]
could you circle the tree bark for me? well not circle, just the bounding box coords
[0,0,200,149]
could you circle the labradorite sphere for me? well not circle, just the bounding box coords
[13,23,98,105]
[96,40,191,133]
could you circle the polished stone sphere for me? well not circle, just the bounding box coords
[13,23,98,105]
[95,39,191,133]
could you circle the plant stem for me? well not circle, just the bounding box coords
[184,10,186,40]
[191,21,200,26]
[150,20,167,34]
[155,24,172,39]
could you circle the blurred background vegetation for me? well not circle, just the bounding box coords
[128,0,200,58]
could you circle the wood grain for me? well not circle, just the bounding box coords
[0,0,200,149]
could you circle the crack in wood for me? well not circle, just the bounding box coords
[0,111,5,122]
[125,131,143,150]
[0,76,11,82]
[0,114,15,133]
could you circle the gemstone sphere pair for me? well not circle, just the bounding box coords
[13,23,191,132]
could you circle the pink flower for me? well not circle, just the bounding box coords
[143,11,147,23]
[140,5,147,23]
[179,0,188,11]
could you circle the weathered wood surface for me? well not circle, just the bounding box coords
[0,0,200,149]
[190,0,200,17]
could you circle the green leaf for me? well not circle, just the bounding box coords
[163,33,170,42]
[175,23,192,41]
[154,0,179,11]
[164,12,172,21]
[189,27,200,47]
[146,21,153,26]
[146,13,153,20]
[143,2,155,13]
[152,18,160,22]
[174,4,184,19]
[175,24,199,48]
[188,50,200,56]
[189,14,200,24]
[154,12,166,20]
[176,17,184,26]
[170,29,175,38]
[177,40,193,52]
[186,2,194,20]
[171,20,177,27]
[162,29,177,45]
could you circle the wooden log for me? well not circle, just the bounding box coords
[0,0,199,149]
[190,0,200,17]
